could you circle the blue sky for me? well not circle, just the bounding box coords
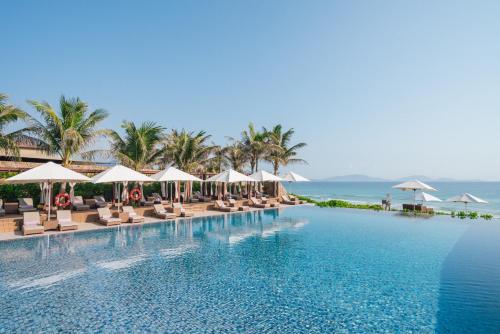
[2,1,500,180]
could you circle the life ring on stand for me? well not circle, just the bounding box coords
[129,188,142,201]
[55,193,71,208]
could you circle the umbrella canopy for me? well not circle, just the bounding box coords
[392,180,437,192]
[447,193,488,204]
[415,192,442,202]
[91,165,153,183]
[206,169,255,183]
[151,166,202,182]
[6,161,91,184]
[282,171,310,182]
[250,170,283,182]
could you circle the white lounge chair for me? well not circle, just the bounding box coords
[215,200,236,212]
[18,198,37,213]
[97,207,121,226]
[122,206,145,223]
[154,204,177,220]
[57,210,78,231]
[168,202,194,217]
[22,212,44,235]
[228,198,249,211]
[73,196,90,211]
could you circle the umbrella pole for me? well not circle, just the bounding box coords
[413,189,416,215]
[48,181,52,223]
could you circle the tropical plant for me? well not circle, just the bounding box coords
[240,122,268,173]
[223,140,248,172]
[162,129,214,172]
[0,93,32,158]
[26,95,109,166]
[205,143,226,173]
[264,124,307,175]
[107,121,166,171]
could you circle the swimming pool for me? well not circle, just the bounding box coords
[1,207,499,333]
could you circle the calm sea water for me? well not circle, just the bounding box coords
[285,181,500,215]
[1,207,499,333]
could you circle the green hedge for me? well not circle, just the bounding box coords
[293,194,383,211]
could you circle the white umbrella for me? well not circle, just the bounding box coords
[250,170,283,197]
[415,192,442,202]
[282,171,309,194]
[206,169,255,200]
[6,161,90,221]
[91,165,153,183]
[447,193,488,212]
[206,169,255,183]
[393,180,437,211]
[282,171,310,182]
[151,166,202,182]
[152,166,202,202]
[91,165,154,207]
[249,170,283,182]
[392,180,437,192]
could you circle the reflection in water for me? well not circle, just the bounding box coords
[0,209,308,291]
[437,223,500,333]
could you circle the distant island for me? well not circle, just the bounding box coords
[320,174,484,182]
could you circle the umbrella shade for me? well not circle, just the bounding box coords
[151,166,202,182]
[392,180,437,192]
[91,165,153,183]
[282,171,310,182]
[415,192,442,202]
[206,169,255,183]
[250,170,283,182]
[6,161,91,184]
[446,193,488,204]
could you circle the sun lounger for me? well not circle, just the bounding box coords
[281,194,300,205]
[57,210,78,231]
[93,196,109,208]
[228,198,249,211]
[140,198,155,207]
[72,196,90,211]
[168,202,194,217]
[194,192,211,202]
[18,198,37,213]
[97,207,121,226]
[152,193,169,205]
[0,199,5,216]
[215,200,236,212]
[22,212,44,235]
[249,197,269,209]
[288,195,304,204]
[154,204,177,219]
[122,206,145,223]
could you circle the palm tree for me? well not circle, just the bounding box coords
[26,95,109,166]
[205,143,226,173]
[223,140,248,172]
[108,121,166,171]
[240,122,268,173]
[162,130,213,172]
[0,94,32,158]
[264,124,307,175]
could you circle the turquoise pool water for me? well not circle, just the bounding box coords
[0,207,499,333]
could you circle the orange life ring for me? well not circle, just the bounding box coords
[129,188,142,201]
[55,193,71,208]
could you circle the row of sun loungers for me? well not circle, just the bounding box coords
[18,196,297,236]
[22,211,78,236]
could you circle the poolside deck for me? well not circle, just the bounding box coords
[0,199,302,241]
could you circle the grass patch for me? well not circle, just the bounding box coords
[292,194,383,211]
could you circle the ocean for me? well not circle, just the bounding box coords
[284,181,500,216]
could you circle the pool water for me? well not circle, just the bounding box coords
[1,207,499,333]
